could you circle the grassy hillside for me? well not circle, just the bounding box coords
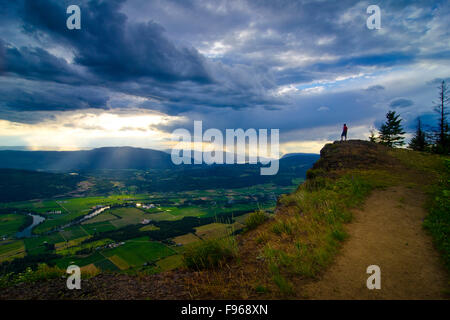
[183,140,449,299]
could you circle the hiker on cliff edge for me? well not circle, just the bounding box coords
[341,124,348,141]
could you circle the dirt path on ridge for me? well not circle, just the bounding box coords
[302,186,448,300]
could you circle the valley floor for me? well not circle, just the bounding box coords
[1,186,447,300]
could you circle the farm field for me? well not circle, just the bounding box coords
[195,223,234,240]
[0,214,28,237]
[82,212,117,224]
[56,239,113,256]
[60,225,90,241]
[52,252,110,270]
[139,224,159,232]
[0,240,25,263]
[101,237,176,269]
[107,207,149,228]
[0,181,300,275]
[172,233,201,245]
[156,254,183,271]
[29,194,154,234]
[83,221,117,235]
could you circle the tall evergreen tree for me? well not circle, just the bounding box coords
[433,80,449,154]
[378,110,406,147]
[409,117,429,151]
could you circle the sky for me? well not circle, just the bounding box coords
[0,0,449,154]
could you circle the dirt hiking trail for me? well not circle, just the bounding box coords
[303,186,448,300]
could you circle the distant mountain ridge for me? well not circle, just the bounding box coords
[0,147,320,172]
[282,152,319,159]
[0,147,174,171]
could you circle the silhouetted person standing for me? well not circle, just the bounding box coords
[341,124,348,141]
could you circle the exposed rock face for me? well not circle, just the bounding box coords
[312,140,396,172]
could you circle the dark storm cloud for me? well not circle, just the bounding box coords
[364,85,385,92]
[390,98,414,109]
[21,0,212,83]
[1,39,85,84]
[0,107,56,124]
[0,40,5,74]
[0,77,109,112]
[1,0,281,118]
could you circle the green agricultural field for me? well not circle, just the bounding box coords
[54,236,89,252]
[29,195,151,234]
[56,238,113,256]
[146,211,179,221]
[59,225,90,241]
[142,207,164,214]
[94,258,120,271]
[202,203,261,218]
[156,254,183,271]
[52,252,107,269]
[195,223,233,240]
[83,221,117,235]
[108,207,149,228]
[23,233,66,254]
[108,255,130,270]
[82,212,117,224]
[0,240,25,262]
[0,182,297,276]
[144,206,207,222]
[102,237,175,268]
[0,214,28,237]
[139,224,159,232]
[1,183,290,236]
[232,212,252,224]
[163,206,206,218]
[172,233,201,245]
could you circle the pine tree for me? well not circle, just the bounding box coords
[433,80,449,154]
[409,117,429,151]
[369,129,378,143]
[378,110,406,147]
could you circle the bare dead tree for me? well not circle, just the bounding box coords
[433,80,449,154]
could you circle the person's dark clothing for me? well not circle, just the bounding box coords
[341,125,348,141]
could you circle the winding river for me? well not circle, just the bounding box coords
[16,214,46,238]
[15,206,110,238]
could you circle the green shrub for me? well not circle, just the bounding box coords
[245,210,268,230]
[423,158,450,271]
[255,231,269,244]
[306,168,326,180]
[271,220,293,236]
[272,273,293,295]
[303,176,327,192]
[263,172,374,284]
[331,228,348,242]
[0,264,64,288]
[254,284,269,293]
[183,237,238,270]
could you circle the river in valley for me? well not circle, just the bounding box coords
[15,206,110,238]
[16,214,46,238]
